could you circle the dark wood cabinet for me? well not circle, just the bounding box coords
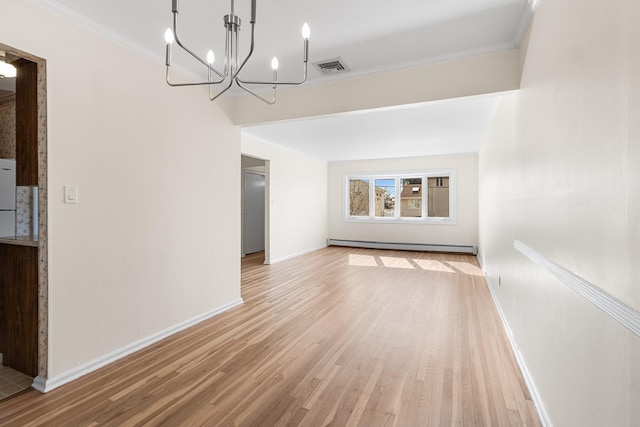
[14,58,39,186]
[0,244,38,377]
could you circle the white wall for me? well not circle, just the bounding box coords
[328,154,478,247]
[241,133,328,263]
[479,0,640,425]
[2,1,241,381]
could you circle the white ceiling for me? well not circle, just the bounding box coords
[243,96,501,161]
[36,0,531,160]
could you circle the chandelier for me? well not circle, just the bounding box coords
[164,0,310,105]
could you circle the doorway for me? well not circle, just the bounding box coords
[241,155,267,262]
[243,170,265,255]
[0,42,48,398]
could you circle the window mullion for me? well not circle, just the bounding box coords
[369,177,375,218]
[422,175,427,219]
[395,178,401,219]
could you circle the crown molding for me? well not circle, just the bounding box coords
[31,0,156,62]
[514,0,540,47]
[234,41,519,99]
[29,0,200,83]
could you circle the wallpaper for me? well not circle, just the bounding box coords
[0,95,16,159]
[16,186,36,237]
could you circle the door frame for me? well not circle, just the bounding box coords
[240,155,270,263]
[0,42,49,385]
[242,169,266,256]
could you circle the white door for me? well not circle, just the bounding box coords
[243,170,265,255]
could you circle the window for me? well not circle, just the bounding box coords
[400,177,422,218]
[349,179,369,216]
[427,176,449,218]
[344,170,455,224]
[374,179,395,217]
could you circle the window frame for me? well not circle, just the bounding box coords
[344,169,456,224]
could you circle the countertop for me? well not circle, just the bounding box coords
[0,235,38,247]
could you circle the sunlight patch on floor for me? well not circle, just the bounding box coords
[446,261,483,276]
[412,259,455,273]
[346,252,483,276]
[348,254,378,267]
[379,257,415,269]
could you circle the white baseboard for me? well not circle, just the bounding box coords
[32,298,243,393]
[483,272,552,427]
[264,244,327,265]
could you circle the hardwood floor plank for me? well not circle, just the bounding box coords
[0,247,540,426]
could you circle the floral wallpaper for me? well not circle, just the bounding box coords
[16,186,36,237]
[0,95,16,159]
[36,59,48,379]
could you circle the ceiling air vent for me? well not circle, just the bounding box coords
[313,58,349,76]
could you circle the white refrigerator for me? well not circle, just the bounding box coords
[0,158,16,237]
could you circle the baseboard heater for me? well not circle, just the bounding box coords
[326,239,478,255]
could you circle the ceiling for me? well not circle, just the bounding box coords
[244,96,501,161]
[36,0,532,160]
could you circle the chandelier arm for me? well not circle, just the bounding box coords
[166,66,225,86]
[172,12,227,79]
[237,62,308,86]
[208,78,236,102]
[236,80,276,105]
[237,39,309,85]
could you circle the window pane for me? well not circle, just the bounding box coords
[349,179,370,216]
[400,177,422,217]
[374,179,395,217]
[427,176,450,217]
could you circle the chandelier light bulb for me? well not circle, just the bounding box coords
[164,28,174,44]
[302,23,310,40]
[271,57,279,71]
[206,50,215,65]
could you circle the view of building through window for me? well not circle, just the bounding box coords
[349,179,370,216]
[347,172,454,222]
[374,179,395,217]
[400,178,422,217]
[427,176,449,217]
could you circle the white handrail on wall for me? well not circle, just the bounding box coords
[514,240,640,338]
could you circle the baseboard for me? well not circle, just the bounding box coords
[327,238,478,255]
[264,244,327,265]
[483,272,552,427]
[32,298,244,393]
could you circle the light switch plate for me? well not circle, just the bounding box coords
[64,185,78,204]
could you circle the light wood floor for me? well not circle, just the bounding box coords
[0,247,540,426]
